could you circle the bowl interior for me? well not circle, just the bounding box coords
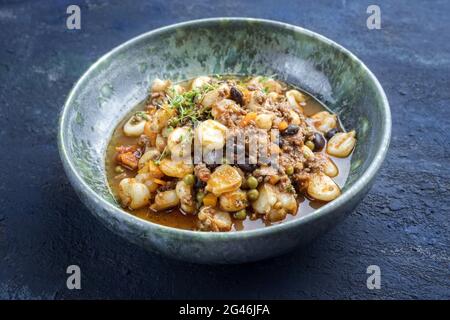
[60,19,388,217]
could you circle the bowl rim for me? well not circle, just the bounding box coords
[58,17,391,240]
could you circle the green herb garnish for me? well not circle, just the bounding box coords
[134,111,150,121]
[154,145,169,166]
[166,82,218,126]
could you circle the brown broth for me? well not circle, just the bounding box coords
[105,76,353,231]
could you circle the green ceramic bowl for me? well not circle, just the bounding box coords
[58,18,391,264]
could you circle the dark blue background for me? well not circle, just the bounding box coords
[0,0,449,299]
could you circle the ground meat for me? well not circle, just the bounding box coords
[292,172,310,192]
[306,153,326,173]
[284,130,306,146]
[248,112,327,193]
[197,207,216,231]
[157,180,177,192]
[214,100,246,127]
[278,175,296,194]
[194,163,211,182]
[197,206,232,232]
[253,165,278,177]
[137,134,152,150]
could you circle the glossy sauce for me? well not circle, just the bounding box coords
[105,77,352,231]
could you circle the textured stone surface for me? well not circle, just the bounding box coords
[0,0,449,299]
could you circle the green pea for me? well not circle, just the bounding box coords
[196,191,205,204]
[183,174,195,186]
[305,140,315,151]
[115,166,125,174]
[247,189,259,201]
[234,209,247,220]
[246,176,258,189]
[285,165,294,176]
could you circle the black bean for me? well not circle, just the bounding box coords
[238,162,258,173]
[325,128,340,140]
[206,163,220,171]
[282,125,299,136]
[312,132,326,151]
[134,149,143,159]
[194,179,206,190]
[230,86,244,105]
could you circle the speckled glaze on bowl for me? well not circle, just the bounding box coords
[58,18,390,264]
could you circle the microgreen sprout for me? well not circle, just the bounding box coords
[166,82,218,126]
